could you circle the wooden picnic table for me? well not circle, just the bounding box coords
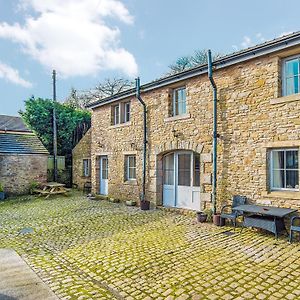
[34,182,68,199]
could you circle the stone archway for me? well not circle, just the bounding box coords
[154,141,212,210]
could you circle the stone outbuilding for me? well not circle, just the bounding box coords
[0,115,49,195]
[86,32,300,212]
[72,129,91,189]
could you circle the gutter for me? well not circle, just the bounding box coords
[208,50,217,215]
[87,31,300,109]
[135,77,147,203]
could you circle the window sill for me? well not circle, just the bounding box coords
[270,93,300,105]
[109,121,131,129]
[164,113,191,123]
[262,190,300,200]
[124,179,137,186]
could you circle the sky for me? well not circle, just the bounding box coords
[0,0,299,116]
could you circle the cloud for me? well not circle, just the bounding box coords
[241,36,253,48]
[0,61,32,88]
[233,33,266,51]
[0,0,138,78]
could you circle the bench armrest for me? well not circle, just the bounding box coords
[221,205,232,214]
[291,216,300,226]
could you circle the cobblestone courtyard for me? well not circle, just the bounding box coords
[0,193,300,299]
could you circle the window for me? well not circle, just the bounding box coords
[83,159,91,177]
[124,102,130,123]
[283,56,300,96]
[163,153,174,185]
[194,153,200,187]
[172,87,186,116]
[101,157,108,180]
[112,104,120,125]
[125,155,136,180]
[111,102,131,125]
[270,149,299,190]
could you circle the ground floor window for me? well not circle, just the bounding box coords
[125,155,136,180]
[83,159,91,177]
[270,148,299,190]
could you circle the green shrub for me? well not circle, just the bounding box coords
[0,183,3,193]
[204,208,213,222]
[29,181,39,194]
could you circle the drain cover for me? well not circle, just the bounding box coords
[19,227,34,235]
[220,230,235,236]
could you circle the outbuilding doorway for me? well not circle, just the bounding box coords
[163,151,200,210]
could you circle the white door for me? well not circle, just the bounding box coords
[176,152,192,209]
[163,153,175,207]
[99,156,108,195]
[163,151,200,210]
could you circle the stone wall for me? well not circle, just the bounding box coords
[72,129,91,189]
[0,154,48,195]
[91,47,300,210]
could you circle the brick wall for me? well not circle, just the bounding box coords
[0,153,48,195]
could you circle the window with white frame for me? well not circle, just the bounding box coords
[282,56,300,96]
[172,87,187,116]
[270,149,299,190]
[125,155,136,180]
[111,102,131,125]
[83,159,91,177]
[124,102,130,123]
[112,104,120,125]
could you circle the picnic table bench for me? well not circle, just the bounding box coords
[34,182,68,199]
[233,204,297,239]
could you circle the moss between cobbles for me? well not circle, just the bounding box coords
[1,192,300,299]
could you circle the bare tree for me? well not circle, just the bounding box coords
[93,78,134,98]
[168,49,223,75]
[65,78,134,109]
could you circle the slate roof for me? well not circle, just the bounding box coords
[0,115,32,132]
[0,133,49,154]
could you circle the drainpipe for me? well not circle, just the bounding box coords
[207,50,217,215]
[135,77,147,202]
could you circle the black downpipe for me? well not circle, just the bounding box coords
[135,77,147,202]
[207,50,217,215]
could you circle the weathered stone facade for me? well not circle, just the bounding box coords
[90,45,300,211]
[0,154,48,195]
[72,129,91,189]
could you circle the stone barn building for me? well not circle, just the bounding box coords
[86,32,300,212]
[0,115,48,195]
[72,129,91,189]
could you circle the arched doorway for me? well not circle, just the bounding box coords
[163,150,200,210]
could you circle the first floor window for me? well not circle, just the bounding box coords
[125,155,136,180]
[283,56,300,96]
[111,101,131,125]
[124,102,130,123]
[172,87,187,116]
[270,149,299,190]
[112,104,120,125]
[83,159,91,177]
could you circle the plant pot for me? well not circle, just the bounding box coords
[140,200,150,210]
[196,212,207,223]
[0,192,5,201]
[126,200,136,206]
[213,214,225,226]
[110,198,120,203]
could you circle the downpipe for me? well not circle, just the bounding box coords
[135,77,148,204]
[207,50,217,215]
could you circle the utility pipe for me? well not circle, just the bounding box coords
[135,77,147,202]
[207,50,217,215]
[52,70,58,182]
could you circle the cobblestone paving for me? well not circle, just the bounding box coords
[1,193,300,299]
